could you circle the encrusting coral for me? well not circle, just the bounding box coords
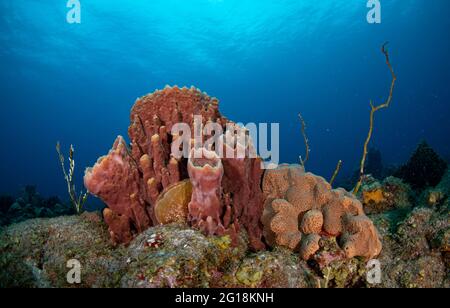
[261,164,382,260]
[360,175,413,214]
[154,180,192,225]
[84,86,265,250]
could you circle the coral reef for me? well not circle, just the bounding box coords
[1,174,448,290]
[394,141,448,191]
[4,46,450,288]
[84,86,265,250]
[0,215,316,288]
[311,237,369,288]
[261,164,382,261]
[370,206,449,287]
[0,186,73,226]
[0,216,249,288]
[360,175,414,214]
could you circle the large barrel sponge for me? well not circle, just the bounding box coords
[261,164,382,260]
[85,86,265,250]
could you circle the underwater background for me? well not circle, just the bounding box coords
[0,0,449,201]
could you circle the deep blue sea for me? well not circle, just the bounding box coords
[1,0,449,201]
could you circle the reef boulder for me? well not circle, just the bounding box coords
[0,213,126,288]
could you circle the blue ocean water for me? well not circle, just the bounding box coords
[0,0,449,199]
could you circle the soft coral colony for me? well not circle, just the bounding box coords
[83,85,382,261]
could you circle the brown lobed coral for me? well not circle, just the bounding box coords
[84,86,265,250]
[261,164,382,260]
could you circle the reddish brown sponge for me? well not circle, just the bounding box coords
[84,86,265,249]
[127,86,223,219]
[84,136,152,245]
[188,148,226,236]
[261,164,382,260]
[221,125,266,251]
[103,208,133,245]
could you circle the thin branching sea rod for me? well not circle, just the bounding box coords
[56,142,89,214]
[353,42,397,195]
[297,43,396,193]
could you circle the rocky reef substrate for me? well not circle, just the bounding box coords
[1,170,448,288]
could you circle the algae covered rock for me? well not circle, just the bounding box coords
[361,176,414,214]
[420,169,449,208]
[216,248,315,288]
[0,216,316,288]
[371,202,449,288]
[0,213,126,288]
[120,224,248,288]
